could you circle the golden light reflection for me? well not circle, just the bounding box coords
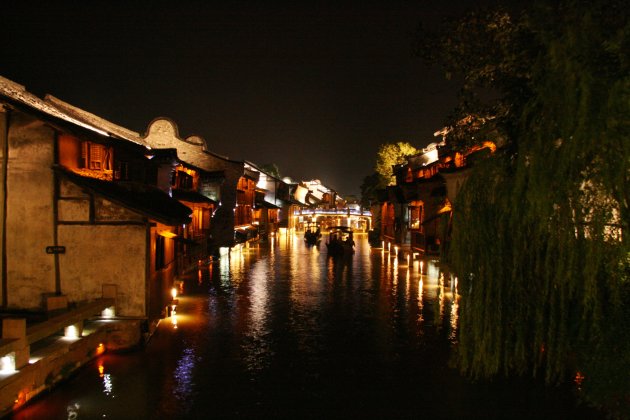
[97,361,113,396]
[574,371,585,391]
[418,279,424,324]
[392,257,399,298]
[405,267,410,302]
[449,292,459,343]
[249,260,269,340]
[438,272,445,328]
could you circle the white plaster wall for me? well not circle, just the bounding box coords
[6,115,56,309]
[58,224,147,317]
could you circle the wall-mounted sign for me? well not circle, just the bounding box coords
[46,246,66,254]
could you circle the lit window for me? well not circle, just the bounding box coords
[81,141,112,171]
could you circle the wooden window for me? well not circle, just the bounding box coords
[81,141,112,171]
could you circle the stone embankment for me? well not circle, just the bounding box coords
[0,298,142,417]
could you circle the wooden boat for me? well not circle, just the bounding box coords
[326,226,355,256]
[303,222,322,245]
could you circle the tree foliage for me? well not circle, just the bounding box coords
[420,0,630,415]
[374,142,418,186]
[259,163,281,178]
[417,5,535,152]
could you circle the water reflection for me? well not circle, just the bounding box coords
[97,362,113,397]
[9,233,598,419]
[172,348,194,400]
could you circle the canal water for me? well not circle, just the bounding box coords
[10,233,600,419]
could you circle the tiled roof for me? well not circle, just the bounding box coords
[56,167,192,226]
[45,95,146,146]
[0,76,111,138]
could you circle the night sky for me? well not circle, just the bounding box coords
[3,1,513,197]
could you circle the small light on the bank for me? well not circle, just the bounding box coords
[102,306,115,318]
[64,325,79,339]
[0,353,16,373]
[171,287,178,299]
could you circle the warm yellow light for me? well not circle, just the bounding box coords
[157,229,177,238]
[171,287,178,299]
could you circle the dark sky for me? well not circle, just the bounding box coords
[2,1,510,196]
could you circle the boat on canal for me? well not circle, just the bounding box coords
[304,222,322,245]
[326,226,354,256]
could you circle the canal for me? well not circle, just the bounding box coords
[10,233,599,419]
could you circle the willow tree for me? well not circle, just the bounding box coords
[420,0,629,415]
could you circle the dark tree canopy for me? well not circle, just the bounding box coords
[419,0,630,416]
[359,172,385,208]
[258,163,281,179]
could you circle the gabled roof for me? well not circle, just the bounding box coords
[56,167,192,226]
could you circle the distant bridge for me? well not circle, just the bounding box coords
[293,208,372,232]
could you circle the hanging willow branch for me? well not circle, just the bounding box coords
[445,0,629,415]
